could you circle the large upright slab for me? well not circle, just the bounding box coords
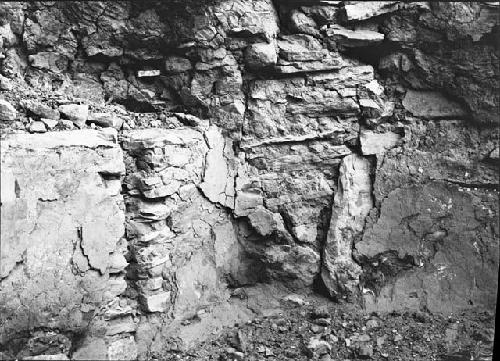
[0,130,126,346]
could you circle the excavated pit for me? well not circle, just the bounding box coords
[0,1,498,360]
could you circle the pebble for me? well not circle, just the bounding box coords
[29,121,47,133]
[358,343,373,358]
[312,305,330,319]
[283,294,308,306]
[314,318,331,326]
[365,319,379,329]
[0,75,13,91]
[41,118,58,129]
[58,118,75,130]
[311,324,323,333]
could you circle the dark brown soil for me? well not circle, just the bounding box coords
[159,295,495,361]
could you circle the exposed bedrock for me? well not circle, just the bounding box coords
[0,0,498,359]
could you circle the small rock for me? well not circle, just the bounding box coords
[394,334,403,342]
[245,42,278,69]
[23,354,69,360]
[326,25,384,48]
[0,75,12,90]
[311,305,329,319]
[358,334,371,342]
[29,121,47,133]
[248,207,276,236]
[314,318,331,326]
[365,319,379,329]
[41,118,59,129]
[137,69,160,77]
[265,347,274,356]
[0,98,16,121]
[58,104,89,128]
[376,335,386,347]
[88,112,123,129]
[306,337,331,357]
[488,147,499,160]
[58,119,75,129]
[283,294,308,306]
[311,324,323,333]
[140,291,170,313]
[165,56,192,73]
[24,101,60,120]
[358,343,373,359]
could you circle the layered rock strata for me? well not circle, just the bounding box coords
[0,0,498,359]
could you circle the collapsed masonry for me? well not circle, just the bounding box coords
[0,1,498,359]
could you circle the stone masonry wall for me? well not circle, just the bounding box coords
[0,1,498,359]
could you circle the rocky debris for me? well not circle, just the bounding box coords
[157,293,494,360]
[58,104,89,127]
[306,337,332,358]
[402,90,468,119]
[0,98,16,121]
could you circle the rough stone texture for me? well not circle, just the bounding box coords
[359,183,498,314]
[0,98,16,120]
[356,118,498,313]
[0,130,127,357]
[402,90,468,119]
[321,154,373,301]
[0,0,498,358]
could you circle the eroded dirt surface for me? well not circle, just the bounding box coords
[156,287,495,361]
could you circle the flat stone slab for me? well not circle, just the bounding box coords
[402,90,468,119]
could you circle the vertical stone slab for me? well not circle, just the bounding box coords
[0,130,126,351]
[321,154,373,300]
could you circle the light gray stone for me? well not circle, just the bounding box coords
[322,154,373,299]
[360,130,401,155]
[245,42,278,69]
[58,104,89,127]
[29,121,47,133]
[0,98,16,121]
[326,25,384,47]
